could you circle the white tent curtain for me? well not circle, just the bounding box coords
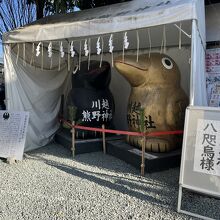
[4,44,71,151]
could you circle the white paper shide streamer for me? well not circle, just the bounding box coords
[124,32,129,49]
[84,39,89,57]
[109,34,114,53]
[179,22,182,49]
[148,28,152,58]
[136,31,139,62]
[36,42,41,57]
[96,37,102,55]
[30,43,35,65]
[88,38,91,70]
[79,41,82,70]
[41,42,44,70]
[60,41,65,58]
[23,43,26,66]
[48,42,52,58]
[70,41,76,57]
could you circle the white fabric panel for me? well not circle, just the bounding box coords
[3,0,200,44]
[190,20,207,106]
[4,45,71,151]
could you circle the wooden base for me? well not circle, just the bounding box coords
[55,128,181,173]
[106,139,181,173]
[55,128,122,155]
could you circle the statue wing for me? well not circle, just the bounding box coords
[166,90,188,129]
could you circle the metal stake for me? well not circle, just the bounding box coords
[71,121,75,157]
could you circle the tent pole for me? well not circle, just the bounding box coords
[190,19,197,106]
[177,185,182,212]
[3,45,8,110]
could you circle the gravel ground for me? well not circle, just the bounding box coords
[0,142,219,220]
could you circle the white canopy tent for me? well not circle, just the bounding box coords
[3,0,207,151]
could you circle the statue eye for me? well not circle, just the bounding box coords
[162,57,173,69]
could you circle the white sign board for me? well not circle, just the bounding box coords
[194,119,220,177]
[206,48,220,107]
[0,111,29,160]
[179,106,220,198]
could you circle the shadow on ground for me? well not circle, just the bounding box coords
[25,144,181,212]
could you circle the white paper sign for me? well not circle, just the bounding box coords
[0,111,29,160]
[209,83,220,107]
[206,48,220,74]
[194,119,220,176]
[206,48,220,106]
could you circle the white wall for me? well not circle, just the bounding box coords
[206,3,220,42]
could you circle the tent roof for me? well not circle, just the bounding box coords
[3,0,204,44]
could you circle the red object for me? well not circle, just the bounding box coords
[59,118,183,137]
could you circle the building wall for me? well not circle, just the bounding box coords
[206,3,220,42]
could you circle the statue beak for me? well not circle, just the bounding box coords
[114,55,148,87]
